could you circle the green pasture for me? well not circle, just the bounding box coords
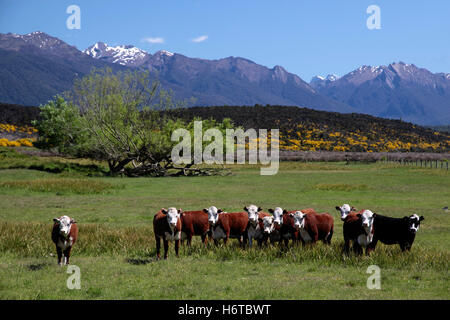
[0,150,449,299]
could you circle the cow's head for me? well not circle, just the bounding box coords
[405,214,424,234]
[204,206,223,227]
[357,210,375,234]
[261,216,275,234]
[335,204,352,221]
[53,215,75,238]
[161,207,182,230]
[268,207,284,226]
[289,211,307,230]
[244,205,262,227]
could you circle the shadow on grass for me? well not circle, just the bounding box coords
[27,262,50,271]
[125,257,158,265]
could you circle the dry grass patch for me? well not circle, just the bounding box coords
[0,178,120,194]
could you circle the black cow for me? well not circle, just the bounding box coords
[368,213,424,252]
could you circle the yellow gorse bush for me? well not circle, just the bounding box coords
[0,123,37,147]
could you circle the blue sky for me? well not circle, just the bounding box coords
[1,0,449,81]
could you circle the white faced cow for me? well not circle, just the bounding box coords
[290,210,334,245]
[51,215,78,266]
[153,207,183,259]
[205,206,249,247]
[355,209,375,254]
[335,204,355,221]
[368,213,424,252]
[244,205,265,247]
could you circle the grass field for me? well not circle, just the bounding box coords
[0,153,449,299]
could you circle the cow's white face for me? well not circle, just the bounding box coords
[335,204,352,221]
[53,215,73,238]
[408,214,424,233]
[244,205,261,226]
[359,210,375,234]
[269,207,284,226]
[204,206,223,226]
[162,207,181,230]
[290,211,307,230]
[262,216,275,234]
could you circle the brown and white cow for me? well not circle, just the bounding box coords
[335,204,373,255]
[266,207,317,246]
[153,207,182,259]
[181,210,211,246]
[244,205,269,247]
[289,210,334,245]
[205,206,249,247]
[51,215,78,266]
[335,204,358,221]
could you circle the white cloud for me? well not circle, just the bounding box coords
[192,35,208,43]
[141,37,164,44]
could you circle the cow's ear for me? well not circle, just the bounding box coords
[243,206,248,212]
[258,207,262,212]
[335,206,340,211]
[53,218,60,223]
[419,216,424,221]
[161,208,168,215]
[356,214,362,218]
[70,219,76,224]
[282,209,288,215]
[268,208,274,214]
[218,209,224,213]
[178,208,182,214]
[372,213,377,218]
[258,218,263,222]
[351,206,356,211]
[289,213,294,217]
[203,208,208,213]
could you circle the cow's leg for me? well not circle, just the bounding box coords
[175,239,180,257]
[56,246,63,265]
[63,247,72,265]
[201,234,208,247]
[163,239,169,260]
[353,242,363,256]
[214,239,219,246]
[343,239,350,255]
[400,242,412,252]
[367,239,377,254]
[187,234,193,247]
[155,236,161,260]
[248,236,253,248]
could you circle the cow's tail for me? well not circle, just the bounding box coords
[327,224,334,244]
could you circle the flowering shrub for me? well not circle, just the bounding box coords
[0,123,37,147]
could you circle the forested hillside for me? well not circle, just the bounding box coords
[166,105,450,152]
[1,103,449,152]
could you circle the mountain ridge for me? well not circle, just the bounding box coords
[0,31,449,125]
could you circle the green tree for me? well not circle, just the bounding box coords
[34,68,236,176]
[32,95,88,156]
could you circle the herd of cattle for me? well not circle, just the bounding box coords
[51,204,424,264]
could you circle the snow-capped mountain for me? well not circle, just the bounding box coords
[1,31,450,125]
[311,62,450,124]
[310,74,340,89]
[83,42,150,67]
